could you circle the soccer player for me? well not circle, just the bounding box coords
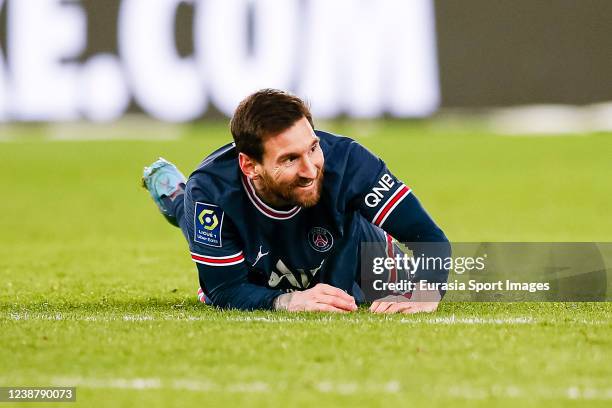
[142,89,450,313]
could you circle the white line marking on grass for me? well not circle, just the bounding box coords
[316,381,401,395]
[9,312,65,321]
[445,384,612,400]
[122,314,155,321]
[4,313,306,323]
[400,315,536,325]
[46,377,612,399]
[50,377,399,394]
[4,312,609,325]
[566,386,612,400]
[227,382,269,393]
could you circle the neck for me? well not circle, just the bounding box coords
[250,177,295,209]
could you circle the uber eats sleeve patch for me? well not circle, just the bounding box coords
[193,202,224,247]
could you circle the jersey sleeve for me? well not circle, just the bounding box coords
[184,179,283,310]
[344,141,451,286]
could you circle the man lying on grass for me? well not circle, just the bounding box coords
[142,89,449,313]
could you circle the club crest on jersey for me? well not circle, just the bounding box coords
[308,227,334,252]
[194,202,224,247]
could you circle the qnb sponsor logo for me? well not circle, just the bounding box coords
[0,0,439,123]
[365,173,396,208]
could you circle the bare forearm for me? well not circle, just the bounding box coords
[273,292,294,311]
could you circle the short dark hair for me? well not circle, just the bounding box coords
[230,89,314,163]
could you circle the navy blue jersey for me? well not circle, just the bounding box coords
[184,130,449,310]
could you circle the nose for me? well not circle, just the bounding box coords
[298,155,318,179]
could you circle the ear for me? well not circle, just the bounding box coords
[238,152,260,179]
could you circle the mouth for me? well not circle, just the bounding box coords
[296,179,314,189]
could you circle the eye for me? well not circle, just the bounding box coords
[310,142,319,153]
[283,156,297,166]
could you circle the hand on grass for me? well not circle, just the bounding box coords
[274,283,358,312]
[369,289,441,314]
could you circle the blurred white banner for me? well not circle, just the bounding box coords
[0,0,439,122]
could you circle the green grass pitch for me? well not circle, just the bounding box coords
[0,121,611,407]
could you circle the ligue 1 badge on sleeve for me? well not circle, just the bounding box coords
[308,227,334,252]
[194,202,224,247]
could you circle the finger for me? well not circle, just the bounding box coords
[314,294,355,310]
[371,302,394,313]
[315,284,355,303]
[385,302,414,314]
[402,302,438,314]
[315,294,357,311]
[369,295,403,310]
[312,302,351,313]
[384,302,410,313]
[315,283,353,300]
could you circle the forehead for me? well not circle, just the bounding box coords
[262,117,317,161]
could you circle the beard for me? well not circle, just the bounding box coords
[258,168,324,208]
